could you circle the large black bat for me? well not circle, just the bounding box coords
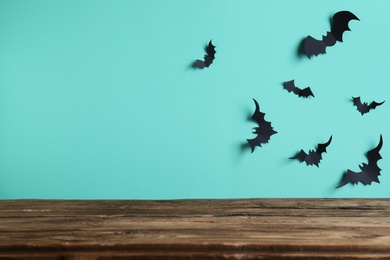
[192,40,216,69]
[283,80,314,98]
[352,96,385,115]
[290,136,332,167]
[304,11,359,58]
[337,135,383,188]
[247,99,277,153]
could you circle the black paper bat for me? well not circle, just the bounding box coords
[247,99,277,153]
[352,96,385,115]
[283,80,314,98]
[304,11,359,58]
[290,136,332,167]
[337,135,383,188]
[192,40,216,69]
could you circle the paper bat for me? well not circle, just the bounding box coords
[337,135,383,188]
[247,98,277,153]
[304,11,359,58]
[192,40,216,69]
[290,136,332,167]
[283,80,314,98]
[352,96,385,115]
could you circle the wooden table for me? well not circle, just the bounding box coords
[1,199,390,259]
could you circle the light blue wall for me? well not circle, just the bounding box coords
[0,1,389,199]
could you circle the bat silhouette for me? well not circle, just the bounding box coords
[304,11,359,58]
[290,136,332,167]
[283,80,314,98]
[352,96,385,115]
[192,40,216,69]
[247,98,277,153]
[337,135,383,188]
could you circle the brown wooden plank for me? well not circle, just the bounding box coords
[0,199,390,259]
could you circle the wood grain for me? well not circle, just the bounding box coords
[0,199,390,259]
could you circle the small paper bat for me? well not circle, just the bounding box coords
[247,98,277,153]
[283,80,314,98]
[192,40,216,69]
[304,11,359,58]
[352,96,385,115]
[337,135,383,188]
[290,136,332,167]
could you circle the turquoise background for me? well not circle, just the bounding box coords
[0,1,389,199]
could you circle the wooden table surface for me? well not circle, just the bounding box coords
[1,199,390,259]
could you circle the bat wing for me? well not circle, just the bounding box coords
[331,11,359,42]
[316,136,332,155]
[283,80,300,95]
[337,169,369,188]
[205,40,216,58]
[192,60,205,69]
[289,150,308,163]
[304,36,326,58]
[203,40,216,67]
[337,135,383,188]
[250,98,265,124]
[368,100,385,112]
[247,99,277,153]
[365,134,383,181]
[299,87,315,98]
[283,80,298,94]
